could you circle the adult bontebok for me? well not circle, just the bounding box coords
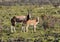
[11,13,31,33]
[26,17,39,32]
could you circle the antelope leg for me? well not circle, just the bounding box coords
[34,25,36,32]
[22,26,25,32]
[14,27,16,32]
[11,26,14,33]
[26,25,29,32]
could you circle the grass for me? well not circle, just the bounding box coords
[0,5,60,42]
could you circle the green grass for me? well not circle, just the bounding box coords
[0,5,60,42]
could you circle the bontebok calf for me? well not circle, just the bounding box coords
[26,17,39,32]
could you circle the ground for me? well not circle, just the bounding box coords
[0,5,60,42]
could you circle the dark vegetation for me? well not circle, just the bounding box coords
[0,4,60,42]
[0,0,60,7]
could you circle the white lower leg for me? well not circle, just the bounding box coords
[34,26,36,32]
[11,26,14,33]
[22,26,25,32]
[14,27,16,32]
[26,25,29,32]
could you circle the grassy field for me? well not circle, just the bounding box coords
[0,5,60,42]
